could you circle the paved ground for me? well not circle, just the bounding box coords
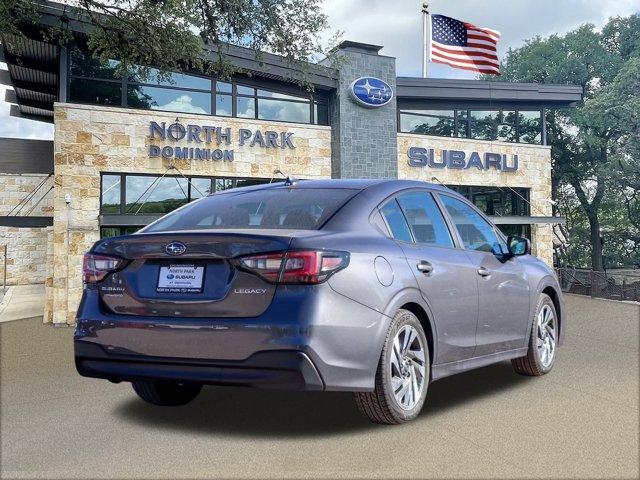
[0,284,45,323]
[1,294,638,479]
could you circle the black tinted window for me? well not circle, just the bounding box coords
[380,200,412,242]
[439,194,504,252]
[143,188,357,232]
[397,192,453,247]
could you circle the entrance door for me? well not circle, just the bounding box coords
[437,193,531,355]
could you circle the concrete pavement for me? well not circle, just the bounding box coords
[1,294,638,479]
[0,284,45,323]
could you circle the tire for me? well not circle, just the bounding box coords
[355,309,430,424]
[131,380,203,406]
[512,293,558,376]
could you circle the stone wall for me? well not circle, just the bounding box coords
[0,174,53,286]
[324,48,397,179]
[50,103,332,324]
[397,134,554,266]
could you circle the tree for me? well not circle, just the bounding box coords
[487,15,640,270]
[1,0,333,86]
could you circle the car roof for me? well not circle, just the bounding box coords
[213,178,453,195]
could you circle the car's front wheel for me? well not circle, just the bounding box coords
[512,293,558,376]
[132,380,203,406]
[355,309,430,424]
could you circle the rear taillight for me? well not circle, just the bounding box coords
[83,253,125,283]
[236,250,349,284]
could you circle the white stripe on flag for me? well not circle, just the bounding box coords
[431,47,499,66]
[430,51,500,73]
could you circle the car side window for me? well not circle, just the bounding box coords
[396,191,454,247]
[379,199,413,242]
[439,194,505,253]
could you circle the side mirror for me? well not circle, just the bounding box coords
[507,236,531,256]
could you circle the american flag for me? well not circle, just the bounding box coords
[429,14,501,75]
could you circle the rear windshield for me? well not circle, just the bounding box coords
[143,188,359,232]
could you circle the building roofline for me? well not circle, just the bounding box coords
[396,77,583,107]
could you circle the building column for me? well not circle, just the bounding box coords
[322,41,398,179]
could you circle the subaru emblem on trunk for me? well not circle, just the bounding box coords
[165,242,186,255]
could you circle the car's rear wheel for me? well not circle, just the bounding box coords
[355,309,430,424]
[512,293,558,376]
[132,380,202,406]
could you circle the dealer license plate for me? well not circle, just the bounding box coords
[157,264,204,293]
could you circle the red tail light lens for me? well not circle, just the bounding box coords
[236,250,349,284]
[83,253,125,283]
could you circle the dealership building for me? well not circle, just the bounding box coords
[0,1,582,324]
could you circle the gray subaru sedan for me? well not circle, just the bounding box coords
[75,179,564,424]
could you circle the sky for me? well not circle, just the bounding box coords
[1,0,639,141]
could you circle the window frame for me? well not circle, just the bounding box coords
[376,188,459,250]
[435,191,509,255]
[398,108,543,145]
[67,48,329,125]
[99,172,270,215]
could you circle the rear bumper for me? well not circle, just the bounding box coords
[74,285,390,392]
[75,340,324,390]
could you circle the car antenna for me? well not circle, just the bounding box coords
[270,169,298,186]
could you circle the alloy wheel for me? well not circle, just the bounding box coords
[536,304,556,368]
[390,325,426,410]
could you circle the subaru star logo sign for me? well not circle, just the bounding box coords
[349,77,393,108]
[165,242,186,255]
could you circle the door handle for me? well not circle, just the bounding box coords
[417,261,433,274]
[477,267,491,277]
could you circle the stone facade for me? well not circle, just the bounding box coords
[397,133,554,265]
[49,103,332,324]
[324,46,398,179]
[0,174,53,286]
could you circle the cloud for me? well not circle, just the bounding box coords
[155,94,209,114]
[0,62,55,140]
[321,0,640,78]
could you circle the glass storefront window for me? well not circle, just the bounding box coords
[400,108,542,144]
[237,85,255,95]
[127,85,211,114]
[190,178,212,199]
[70,49,121,79]
[216,81,232,93]
[101,175,121,213]
[497,111,517,142]
[400,110,455,137]
[518,111,542,144]
[69,78,122,106]
[67,49,328,125]
[100,226,140,238]
[215,178,234,191]
[257,98,310,123]
[447,185,530,217]
[215,93,232,116]
[470,110,497,141]
[455,110,468,137]
[236,96,255,118]
[101,174,270,216]
[314,102,329,125]
[128,66,211,90]
[125,176,189,214]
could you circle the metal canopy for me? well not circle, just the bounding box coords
[0,138,54,174]
[1,34,59,123]
[489,215,566,225]
[396,77,583,108]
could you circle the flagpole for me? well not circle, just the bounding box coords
[422,2,430,77]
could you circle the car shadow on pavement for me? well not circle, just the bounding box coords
[115,361,531,437]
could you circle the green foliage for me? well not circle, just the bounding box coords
[2,0,334,88]
[484,15,640,269]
